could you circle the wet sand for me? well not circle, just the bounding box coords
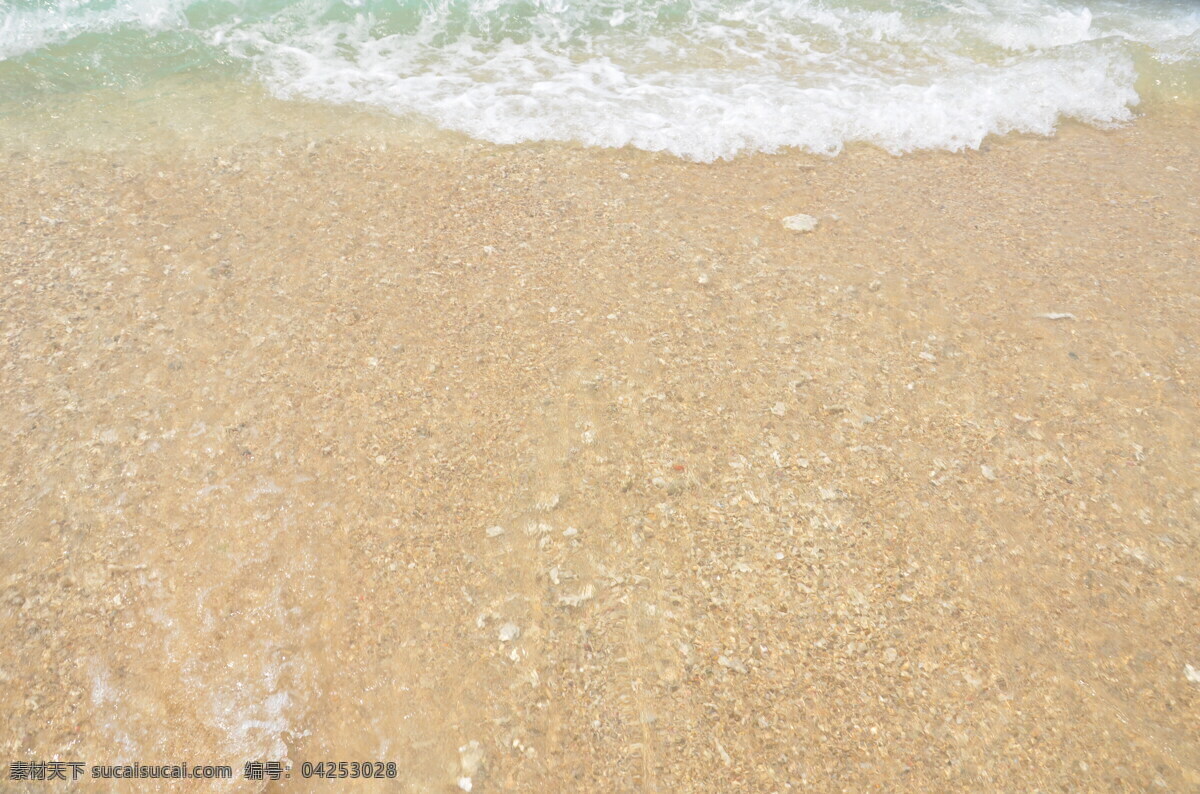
[1,108,1199,791]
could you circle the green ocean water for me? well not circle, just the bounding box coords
[2,0,1198,159]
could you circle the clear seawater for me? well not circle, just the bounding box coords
[1,0,1198,160]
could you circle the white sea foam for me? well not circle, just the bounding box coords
[0,0,192,61]
[214,0,1196,159]
[2,0,1198,158]
[221,9,1148,159]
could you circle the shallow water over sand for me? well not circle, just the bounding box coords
[2,100,1199,789]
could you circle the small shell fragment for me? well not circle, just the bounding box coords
[718,655,748,674]
[558,584,595,607]
[782,213,819,232]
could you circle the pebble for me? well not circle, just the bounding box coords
[485,525,506,538]
[771,402,787,417]
[981,465,997,481]
[498,623,520,642]
[782,213,819,233]
[1185,664,1200,684]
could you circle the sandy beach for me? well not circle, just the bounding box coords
[1,105,1199,790]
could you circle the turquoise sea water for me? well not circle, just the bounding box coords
[1,0,1198,159]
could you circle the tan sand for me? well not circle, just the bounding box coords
[1,107,1198,791]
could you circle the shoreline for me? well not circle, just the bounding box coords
[1,101,1198,790]
[2,73,1199,161]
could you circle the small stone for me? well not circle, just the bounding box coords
[485,526,506,538]
[883,647,898,663]
[918,352,936,362]
[981,465,997,481]
[771,402,786,417]
[498,623,520,642]
[562,527,578,537]
[375,455,387,465]
[1185,664,1200,684]
[782,213,818,233]
[697,273,710,285]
